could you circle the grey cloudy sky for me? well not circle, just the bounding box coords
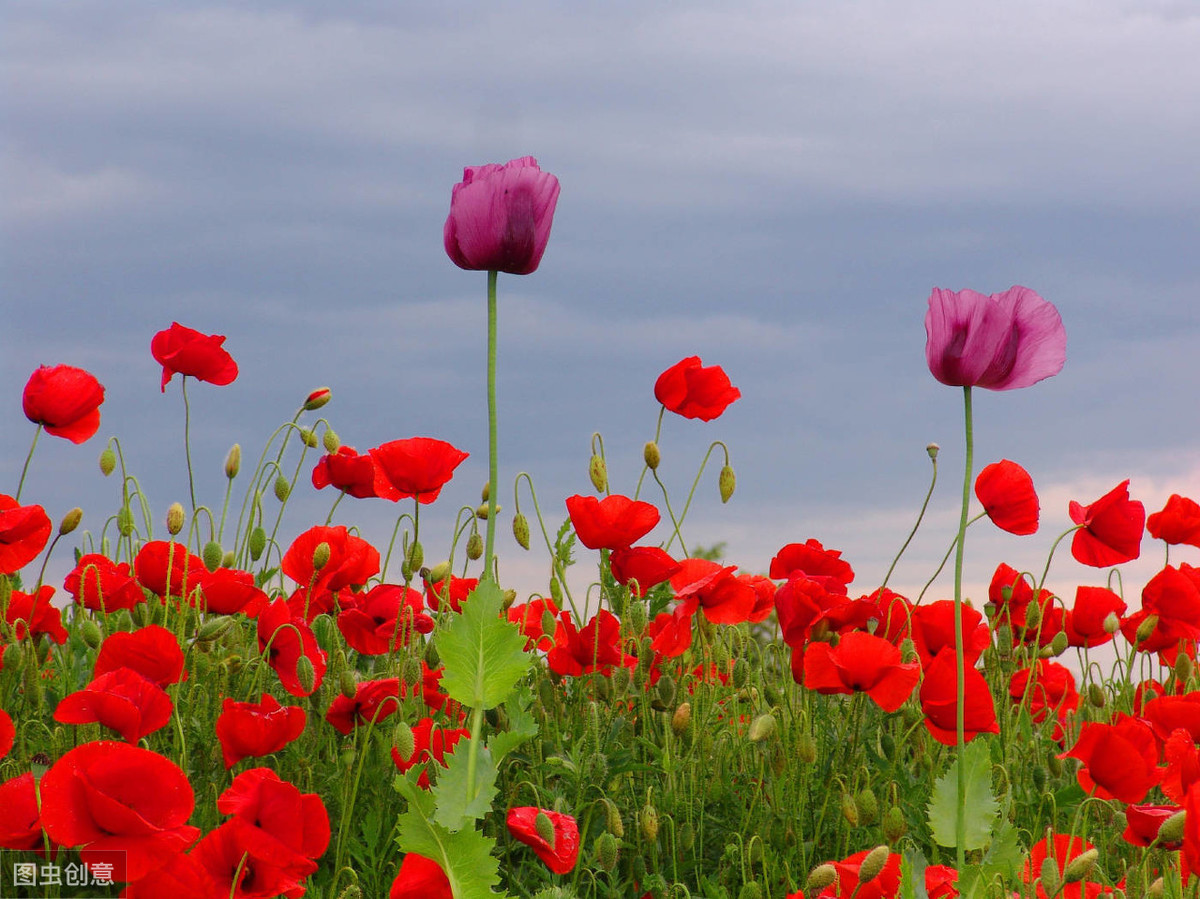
[4,0,1199,608]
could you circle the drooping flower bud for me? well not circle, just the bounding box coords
[589,454,608,492]
[221,550,236,568]
[883,806,907,843]
[423,641,440,669]
[840,791,859,826]
[856,787,879,825]
[643,441,661,470]
[99,447,117,476]
[480,481,490,503]
[600,797,624,837]
[312,541,331,571]
[295,654,316,694]
[513,513,531,550]
[322,428,340,454]
[224,443,241,479]
[595,832,619,872]
[858,845,891,885]
[797,732,818,764]
[640,803,659,841]
[80,619,103,650]
[672,702,692,736]
[1176,653,1194,685]
[405,541,424,573]
[339,670,357,699]
[1062,848,1099,884]
[1136,614,1160,645]
[249,525,267,561]
[393,720,416,760]
[202,540,223,572]
[534,811,557,849]
[427,561,451,584]
[59,507,83,536]
[274,475,291,502]
[466,533,484,560]
[748,713,777,743]
[806,864,838,892]
[1160,810,1187,846]
[1103,611,1121,634]
[1039,858,1062,897]
[304,387,332,411]
[166,502,185,535]
[298,428,319,448]
[719,464,736,503]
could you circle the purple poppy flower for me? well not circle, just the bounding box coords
[924,286,1066,390]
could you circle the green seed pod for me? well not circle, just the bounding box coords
[312,541,331,571]
[406,541,424,573]
[643,441,661,471]
[595,832,619,872]
[166,502,185,535]
[274,475,291,502]
[748,713,777,744]
[672,702,692,736]
[202,540,223,572]
[466,533,483,560]
[534,811,557,849]
[1039,858,1062,897]
[339,670,357,699]
[1062,848,1099,884]
[858,845,891,885]
[718,464,736,503]
[99,447,117,476]
[806,864,838,892]
[856,787,879,826]
[601,797,624,837]
[322,427,340,454]
[249,525,267,561]
[841,791,859,826]
[59,507,83,536]
[926,443,940,460]
[295,654,316,694]
[513,513,531,550]
[589,454,608,492]
[80,618,103,650]
[883,806,907,843]
[640,803,659,841]
[299,428,319,448]
[224,443,241,479]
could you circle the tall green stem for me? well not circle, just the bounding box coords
[15,425,42,502]
[952,385,973,870]
[483,269,499,583]
[182,376,198,513]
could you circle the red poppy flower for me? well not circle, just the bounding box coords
[0,772,47,852]
[190,821,306,899]
[216,693,307,768]
[813,848,901,899]
[1123,804,1184,850]
[4,585,69,644]
[198,566,269,617]
[1165,728,1200,804]
[546,610,634,677]
[670,558,757,625]
[920,648,999,745]
[1121,565,1200,654]
[507,597,560,652]
[134,541,207,601]
[565,494,660,551]
[0,708,12,760]
[1069,480,1145,567]
[1148,494,1200,548]
[64,553,146,612]
[744,573,778,623]
[1141,693,1200,744]
[1009,660,1078,740]
[654,356,741,421]
[909,600,991,667]
[647,606,693,658]
[217,767,330,872]
[985,562,1057,644]
[391,717,470,789]
[39,741,200,882]
[120,852,218,899]
[0,494,51,575]
[22,364,105,443]
[1064,585,1125,648]
[802,631,920,712]
[93,624,185,687]
[424,575,480,613]
[870,588,915,644]
[1022,834,1103,899]
[311,445,379,499]
[609,545,680,596]
[338,584,432,654]
[1187,781,1200,873]
[325,678,403,735]
[444,156,560,275]
[54,667,174,743]
[769,539,854,592]
[1061,714,1160,803]
[283,525,380,595]
[391,853,452,899]
[370,437,469,503]
[257,599,327,697]
[774,574,832,648]
[151,322,239,392]
[975,459,1039,535]
[506,807,580,874]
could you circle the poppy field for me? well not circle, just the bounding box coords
[6,158,1200,899]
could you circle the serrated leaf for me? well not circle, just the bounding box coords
[489,686,539,762]
[900,846,929,899]
[927,738,998,851]
[437,580,532,710]
[979,819,1024,881]
[432,738,498,832]
[395,775,505,899]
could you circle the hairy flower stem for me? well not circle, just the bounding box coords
[483,269,499,583]
[15,424,41,503]
[952,385,973,870]
[182,376,198,513]
[880,450,938,592]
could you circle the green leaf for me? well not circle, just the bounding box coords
[437,580,532,710]
[927,738,999,851]
[488,685,539,763]
[432,738,498,832]
[395,775,505,899]
[900,846,929,899]
[978,819,1024,882]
